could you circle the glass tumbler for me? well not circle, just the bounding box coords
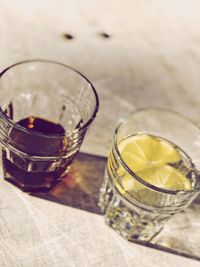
[0,60,99,192]
[99,108,200,241]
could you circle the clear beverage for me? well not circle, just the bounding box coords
[99,109,200,241]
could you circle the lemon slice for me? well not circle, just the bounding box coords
[119,134,181,172]
[114,134,191,194]
[137,165,192,191]
[118,165,191,196]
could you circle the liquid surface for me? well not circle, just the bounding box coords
[113,134,196,192]
[18,116,66,135]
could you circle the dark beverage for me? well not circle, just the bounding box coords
[0,60,99,193]
[18,117,66,135]
[2,117,74,192]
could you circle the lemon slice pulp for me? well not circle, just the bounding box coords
[117,134,192,192]
[137,165,192,191]
[119,134,181,172]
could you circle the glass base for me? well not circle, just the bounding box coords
[3,162,70,193]
[4,175,62,193]
[99,173,169,242]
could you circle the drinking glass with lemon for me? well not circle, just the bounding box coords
[99,108,200,241]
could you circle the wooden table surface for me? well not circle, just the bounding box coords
[0,1,200,266]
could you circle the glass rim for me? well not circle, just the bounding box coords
[114,107,200,195]
[0,59,99,138]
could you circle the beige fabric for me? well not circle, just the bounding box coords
[0,180,199,267]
